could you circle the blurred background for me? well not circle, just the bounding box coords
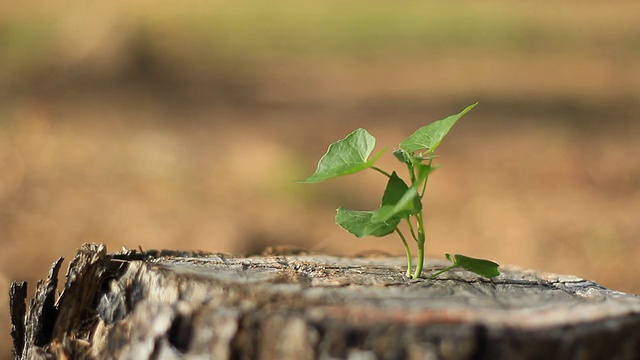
[1,0,639,356]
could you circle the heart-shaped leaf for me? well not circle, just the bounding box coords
[372,164,433,222]
[448,253,500,278]
[371,172,421,222]
[335,208,400,238]
[381,172,411,207]
[400,103,477,154]
[299,128,384,183]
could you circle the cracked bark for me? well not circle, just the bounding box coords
[9,243,640,360]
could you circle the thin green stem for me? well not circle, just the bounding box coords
[371,166,392,178]
[412,242,425,279]
[405,217,418,244]
[419,159,433,198]
[412,211,427,278]
[395,228,412,278]
[427,264,460,279]
[406,163,416,184]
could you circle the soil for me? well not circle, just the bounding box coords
[1,44,639,360]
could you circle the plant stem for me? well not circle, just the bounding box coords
[395,228,412,278]
[419,159,433,197]
[406,163,416,184]
[412,211,427,279]
[406,218,418,244]
[371,166,392,178]
[427,264,460,279]
[412,241,424,279]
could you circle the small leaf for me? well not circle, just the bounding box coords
[394,148,439,167]
[382,171,422,214]
[393,149,411,165]
[299,128,384,183]
[372,188,418,222]
[372,164,433,222]
[336,208,400,238]
[381,172,410,206]
[453,254,500,278]
[372,172,421,221]
[413,162,436,182]
[399,103,477,154]
[445,253,456,264]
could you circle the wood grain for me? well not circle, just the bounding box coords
[10,243,640,359]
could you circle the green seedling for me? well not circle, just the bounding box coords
[300,103,499,280]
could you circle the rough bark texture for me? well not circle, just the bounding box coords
[10,243,640,360]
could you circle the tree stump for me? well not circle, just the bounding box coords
[10,243,640,360]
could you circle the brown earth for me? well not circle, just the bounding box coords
[2,2,640,356]
[1,67,640,359]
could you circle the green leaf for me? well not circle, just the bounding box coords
[413,162,436,182]
[299,128,384,183]
[335,207,400,238]
[372,172,421,222]
[450,254,500,278]
[375,172,421,219]
[393,148,411,165]
[381,172,409,206]
[372,164,433,222]
[372,189,419,223]
[445,253,455,263]
[399,103,477,154]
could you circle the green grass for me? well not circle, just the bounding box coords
[1,0,639,72]
[0,17,56,71]
[147,1,640,57]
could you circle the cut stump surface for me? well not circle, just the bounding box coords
[10,243,640,359]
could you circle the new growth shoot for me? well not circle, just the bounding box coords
[300,103,499,279]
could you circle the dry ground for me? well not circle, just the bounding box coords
[2,64,640,360]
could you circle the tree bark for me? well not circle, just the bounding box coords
[10,243,640,359]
